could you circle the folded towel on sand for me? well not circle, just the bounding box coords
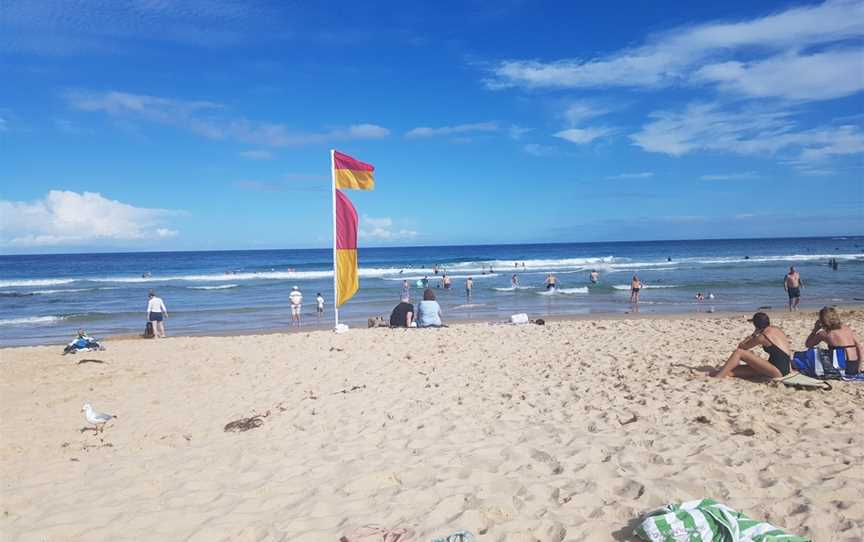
[634,499,810,542]
[776,373,832,390]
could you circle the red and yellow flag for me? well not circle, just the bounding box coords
[335,189,359,306]
[334,150,375,190]
[332,150,374,307]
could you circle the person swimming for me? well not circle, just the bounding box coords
[511,274,519,287]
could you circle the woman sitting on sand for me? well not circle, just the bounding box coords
[712,312,792,378]
[417,289,443,327]
[805,306,861,375]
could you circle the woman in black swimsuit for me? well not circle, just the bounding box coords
[805,306,862,375]
[712,312,793,379]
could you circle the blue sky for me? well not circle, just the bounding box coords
[1,0,862,254]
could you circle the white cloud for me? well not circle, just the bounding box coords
[485,0,864,101]
[554,126,614,145]
[66,90,390,146]
[522,143,558,156]
[606,172,654,179]
[359,215,417,241]
[239,149,274,160]
[700,172,760,180]
[0,190,180,247]
[630,102,864,161]
[508,125,533,140]
[563,101,612,125]
[694,49,864,101]
[405,122,498,138]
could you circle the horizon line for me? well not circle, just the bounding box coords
[0,233,860,258]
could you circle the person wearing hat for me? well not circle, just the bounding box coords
[289,286,303,326]
[712,312,793,379]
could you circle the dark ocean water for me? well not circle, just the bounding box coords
[0,237,861,346]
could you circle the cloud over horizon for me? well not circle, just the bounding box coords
[0,190,180,247]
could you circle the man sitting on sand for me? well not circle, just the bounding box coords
[712,312,793,379]
[389,296,414,328]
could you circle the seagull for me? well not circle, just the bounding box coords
[81,403,116,433]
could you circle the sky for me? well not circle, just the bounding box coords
[1,0,862,254]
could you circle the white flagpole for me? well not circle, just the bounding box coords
[330,149,339,329]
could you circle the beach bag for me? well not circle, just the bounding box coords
[792,347,846,379]
[143,321,155,339]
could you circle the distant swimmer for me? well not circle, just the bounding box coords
[630,274,643,304]
[421,276,429,288]
[589,270,599,284]
[696,292,704,302]
[667,257,672,262]
[466,277,474,299]
[511,274,519,287]
[522,262,526,269]
[544,273,557,291]
[784,266,803,312]
[490,266,495,274]
[443,274,452,289]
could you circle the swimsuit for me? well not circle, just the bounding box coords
[787,286,800,299]
[832,345,860,375]
[759,333,791,376]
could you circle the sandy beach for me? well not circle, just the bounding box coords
[1,309,862,541]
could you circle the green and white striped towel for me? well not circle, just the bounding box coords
[634,499,810,542]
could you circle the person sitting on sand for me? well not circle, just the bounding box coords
[417,289,443,327]
[805,306,861,375]
[389,296,414,328]
[712,312,793,378]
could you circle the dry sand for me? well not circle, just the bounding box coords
[1,310,862,541]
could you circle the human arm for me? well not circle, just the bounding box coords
[161,299,168,317]
[406,311,413,327]
[737,333,762,351]
[805,322,826,348]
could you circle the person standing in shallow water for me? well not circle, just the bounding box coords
[146,290,168,338]
[630,275,642,304]
[784,266,803,311]
[289,286,303,326]
[465,277,473,300]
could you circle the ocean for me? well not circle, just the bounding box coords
[0,237,861,347]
